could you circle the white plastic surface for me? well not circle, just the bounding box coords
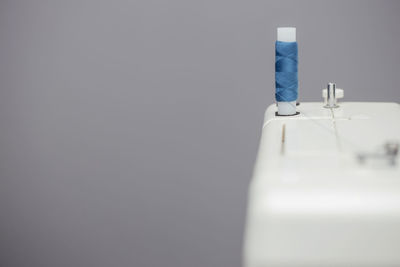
[277,27,297,115]
[244,102,400,267]
[276,101,297,115]
[277,27,296,42]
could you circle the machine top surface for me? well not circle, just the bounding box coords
[257,102,400,181]
[244,102,400,267]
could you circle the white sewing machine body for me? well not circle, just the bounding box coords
[243,102,400,267]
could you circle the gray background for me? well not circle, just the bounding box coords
[0,0,399,266]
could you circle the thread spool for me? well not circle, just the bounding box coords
[276,27,298,115]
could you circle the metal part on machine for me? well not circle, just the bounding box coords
[324,82,338,108]
[358,142,399,166]
[322,83,343,108]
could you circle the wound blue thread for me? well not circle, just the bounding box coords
[275,41,298,102]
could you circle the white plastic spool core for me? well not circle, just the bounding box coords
[277,27,297,115]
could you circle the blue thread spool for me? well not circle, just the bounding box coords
[276,27,298,115]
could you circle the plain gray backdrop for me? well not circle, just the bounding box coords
[0,0,400,266]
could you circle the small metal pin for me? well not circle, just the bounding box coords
[324,82,339,108]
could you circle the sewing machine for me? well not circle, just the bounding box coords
[243,87,400,267]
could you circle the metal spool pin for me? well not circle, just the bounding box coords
[325,82,339,108]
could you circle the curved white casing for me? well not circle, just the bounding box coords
[277,27,297,115]
[243,101,400,267]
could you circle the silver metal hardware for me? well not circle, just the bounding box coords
[358,142,399,166]
[324,82,339,108]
